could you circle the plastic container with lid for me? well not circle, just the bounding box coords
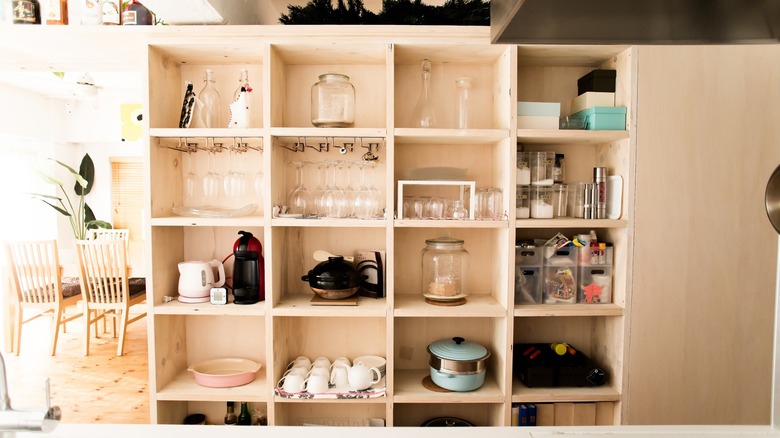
[311,73,355,127]
[421,237,469,300]
[529,151,555,186]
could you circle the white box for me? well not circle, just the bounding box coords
[518,115,559,130]
[570,92,615,115]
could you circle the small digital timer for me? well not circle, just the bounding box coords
[210,287,228,305]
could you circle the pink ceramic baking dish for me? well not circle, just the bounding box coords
[188,358,262,388]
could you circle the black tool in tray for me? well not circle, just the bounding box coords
[513,343,607,388]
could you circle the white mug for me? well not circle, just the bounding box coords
[284,365,309,378]
[330,366,349,387]
[331,356,351,370]
[278,372,305,394]
[303,374,329,394]
[312,356,331,369]
[308,366,329,379]
[347,362,382,391]
[287,356,312,369]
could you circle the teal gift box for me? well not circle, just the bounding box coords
[571,106,626,131]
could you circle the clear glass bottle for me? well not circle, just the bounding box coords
[447,199,468,220]
[101,0,120,24]
[194,69,221,129]
[411,58,437,128]
[421,237,469,299]
[455,76,472,129]
[311,73,355,127]
[229,69,251,129]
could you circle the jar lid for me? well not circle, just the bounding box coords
[427,337,489,361]
[319,72,350,81]
[425,237,464,246]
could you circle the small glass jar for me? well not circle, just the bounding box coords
[311,73,355,127]
[421,237,469,298]
[552,183,568,217]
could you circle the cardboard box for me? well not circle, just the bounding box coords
[517,101,561,117]
[518,115,559,130]
[571,106,627,131]
[570,92,615,115]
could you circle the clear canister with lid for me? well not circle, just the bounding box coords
[530,186,553,218]
[422,237,469,299]
[516,185,530,219]
[311,73,355,127]
[530,151,555,186]
[517,151,531,185]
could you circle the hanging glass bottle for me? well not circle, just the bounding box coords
[193,69,221,129]
[229,69,251,128]
[411,58,437,128]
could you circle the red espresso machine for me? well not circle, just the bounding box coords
[232,230,265,304]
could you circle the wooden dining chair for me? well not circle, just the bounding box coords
[87,228,130,249]
[75,239,146,357]
[4,240,82,356]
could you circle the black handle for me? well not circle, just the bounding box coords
[452,337,465,345]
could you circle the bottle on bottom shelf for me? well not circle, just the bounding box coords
[224,401,237,425]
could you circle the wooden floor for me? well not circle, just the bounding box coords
[4,314,150,424]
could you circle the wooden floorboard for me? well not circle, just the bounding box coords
[4,315,150,424]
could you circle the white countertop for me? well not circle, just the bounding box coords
[12,424,780,438]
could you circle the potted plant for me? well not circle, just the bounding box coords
[30,153,112,240]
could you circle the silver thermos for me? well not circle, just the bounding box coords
[593,167,607,219]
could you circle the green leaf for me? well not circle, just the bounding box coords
[53,72,65,79]
[87,220,113,230]
[28,192,63,202]
[76,154,95,195]
[38,199,71,217]
[33,169,65,187]
[84,203,97,226]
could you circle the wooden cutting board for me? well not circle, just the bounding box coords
[310,294,359,306]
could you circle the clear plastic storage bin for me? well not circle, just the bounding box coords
[542,246,578,304]
[578,266,613,304]
[515,245,543,304]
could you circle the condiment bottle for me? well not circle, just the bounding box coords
[12,0,41,24]
[237,402,251,425]
[223,401,237,425]
[229,69,252,128]
[121,0,152,25]
[44,0,67,24]
[101,0,120,24]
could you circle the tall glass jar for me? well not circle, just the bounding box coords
[421,237,469,299]
[311,73,355,127]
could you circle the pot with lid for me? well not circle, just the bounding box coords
[427,336,490,391]
[301,255,366,300]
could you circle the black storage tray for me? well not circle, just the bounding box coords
[513,343,607,388]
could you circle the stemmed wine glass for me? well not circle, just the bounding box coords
[337,160,356,218]
[353,161,373,219]
[366,161,382,218]
[286,161,311,216]
[202,147,220,201]
[223,146,243,198]
[184,147,197,204]
[312,161,327,217]
[322,160,344,218]
[253,150,264,201]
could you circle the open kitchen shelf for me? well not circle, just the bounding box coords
[139,26,635,427]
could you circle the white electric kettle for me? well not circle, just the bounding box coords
[178,260,225,299]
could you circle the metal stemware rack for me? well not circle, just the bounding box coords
[157,137,264,154]
[274,136,384,161]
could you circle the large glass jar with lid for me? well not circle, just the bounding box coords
[311,73,355,127]
[421,237,469,301]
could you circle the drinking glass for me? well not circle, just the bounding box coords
[286,161,311,216]
[353,161,373,219]
[337,160,355,218]
[447,199,468,219]
[427,197,446,219]
[202,151,220,200]
[312,161,327,217]
[323,160,344,218]
[486,187,503,219]
[184,149,197,203]
[366,161,382,218]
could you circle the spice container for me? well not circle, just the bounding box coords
[516,185,530,219]
[552,183,568,217]
[530,186,553,218]
[530,151,555,186]
[517,151,531,185]
[422,237,469,300]
[311,73,355,127]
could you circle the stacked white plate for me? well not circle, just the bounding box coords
[353,355,386,377]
